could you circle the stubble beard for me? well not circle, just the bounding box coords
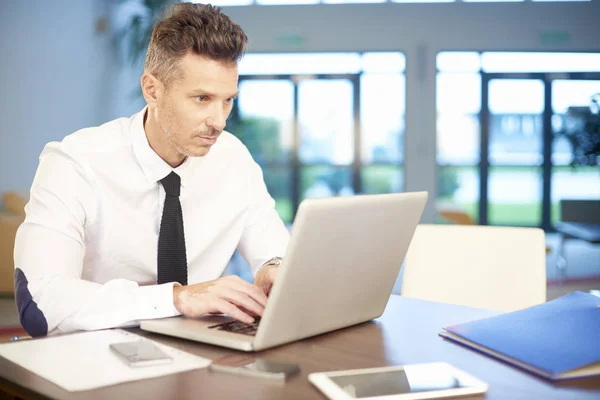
[158,101,222,158]
[159,113,210,158]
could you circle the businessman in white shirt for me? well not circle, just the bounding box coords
[13,3,290,337]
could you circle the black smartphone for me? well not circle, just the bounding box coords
[209,355,300,381]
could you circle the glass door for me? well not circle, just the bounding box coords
[231,52,406,223]
[483,77,545,227]
[231,78,295,222]
[481,72,600,229]
[550,78,600,225]
[298,76,357,201]
[436,52,600,230]
[230,74,360,221]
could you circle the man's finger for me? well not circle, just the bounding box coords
[226,278,268,307]
[217,287,265,318]
[214,298,255,324]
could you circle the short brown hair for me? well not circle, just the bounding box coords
[144,3,248,87]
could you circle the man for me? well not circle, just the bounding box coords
[13,3,289,337]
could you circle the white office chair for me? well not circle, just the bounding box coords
[401,224,546,312]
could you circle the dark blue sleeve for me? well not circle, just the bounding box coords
[14,268,48,337]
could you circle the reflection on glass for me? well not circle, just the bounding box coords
[488,166,542,226]
[551,166,600,225]
[301,166,353,200]
[437,73,481,165]
[299,79,354,164]
[403,363,467,392]
[488,79,544,165]
[236,79,294,164]
[436,166,479,222]
[481,52,600,73]
[262,167,293,223]
[361,74,405,164]
[361,166,403,194]
[239,53,361,75]
[328,363,474,398]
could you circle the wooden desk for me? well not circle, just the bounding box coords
[1,296,599,400]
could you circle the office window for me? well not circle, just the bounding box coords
[230,52,406,222]
[437,67,481,221]
[550,79,600,224]
[436,52,481,73]
[481,52,600,73]
[239,53,362,75]
[298,79,354,165]
[436,51,600,229]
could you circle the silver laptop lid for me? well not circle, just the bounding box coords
[254,191,428,350]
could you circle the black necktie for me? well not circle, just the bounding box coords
[157,172,188,285]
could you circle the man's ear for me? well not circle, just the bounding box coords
[141,72,163,108]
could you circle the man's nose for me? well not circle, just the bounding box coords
[206,103,226,131]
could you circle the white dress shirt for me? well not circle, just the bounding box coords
[13,108,290,336]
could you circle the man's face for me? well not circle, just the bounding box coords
[155,53,239,158]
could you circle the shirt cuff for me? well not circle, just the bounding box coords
[137,282,181,319]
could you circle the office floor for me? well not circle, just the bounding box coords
[1,234,599,342]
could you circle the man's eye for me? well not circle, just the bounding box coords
[225,98,236,104]
[195,96,208,102]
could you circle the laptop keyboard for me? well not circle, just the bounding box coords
[208,318,261,336]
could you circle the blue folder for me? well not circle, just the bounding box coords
[439,291,600,380]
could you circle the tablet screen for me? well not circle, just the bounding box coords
[328,363,474,398]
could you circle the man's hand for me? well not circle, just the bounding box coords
[172,275,267,324]
[254,263,279,297]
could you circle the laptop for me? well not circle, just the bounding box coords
[141,191,428,351]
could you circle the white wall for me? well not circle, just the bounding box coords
[226,3,600,53]
[1,1,599,221]
[0,0,114,197]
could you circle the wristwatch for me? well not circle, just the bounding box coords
[260,257,283,269]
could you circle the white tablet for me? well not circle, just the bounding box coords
[308,362,488,400]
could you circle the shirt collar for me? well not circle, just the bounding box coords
[130,107,195,188]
